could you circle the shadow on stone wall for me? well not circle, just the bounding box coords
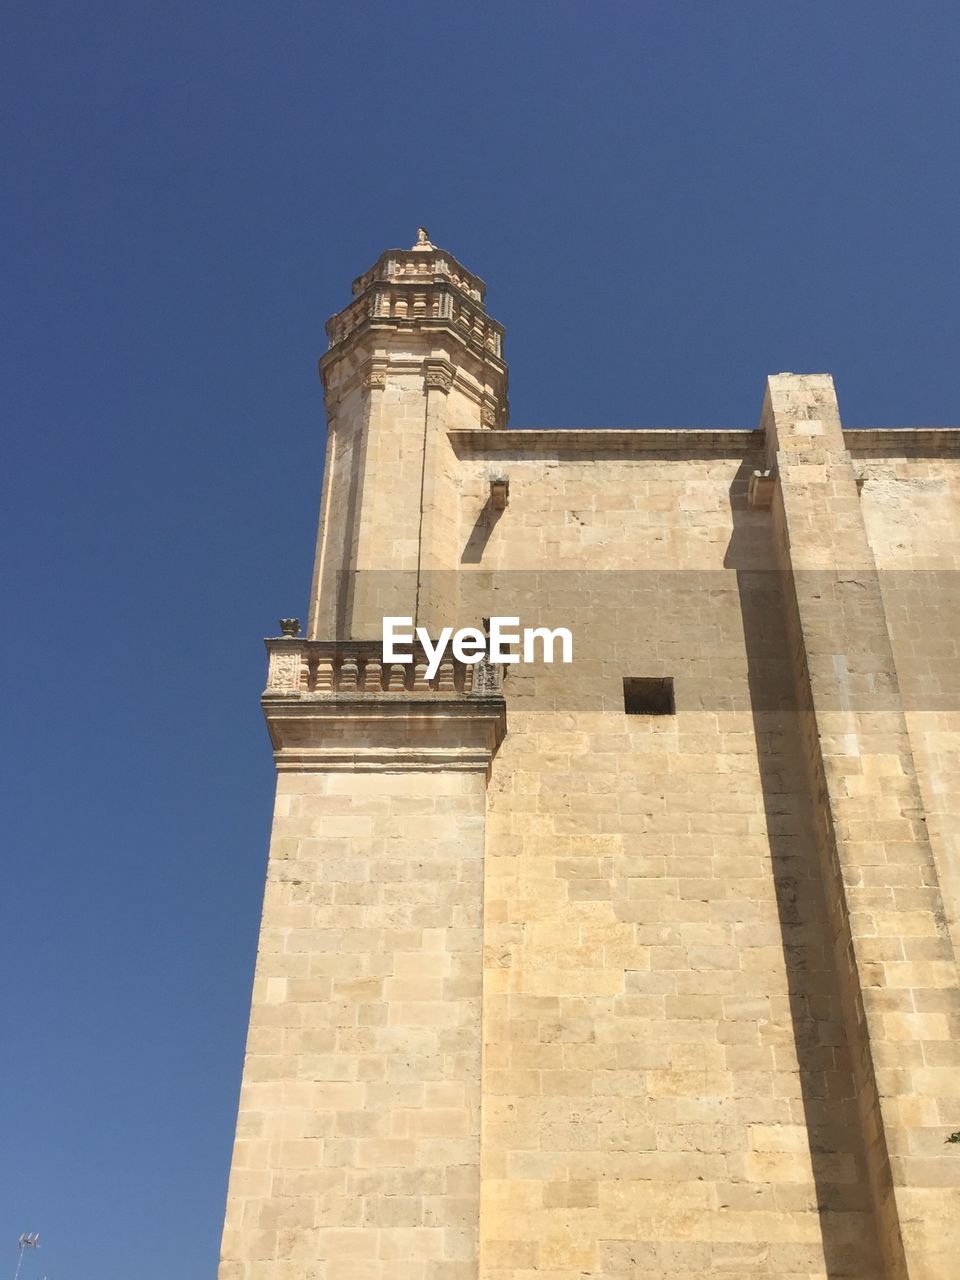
[726,461,884,1278]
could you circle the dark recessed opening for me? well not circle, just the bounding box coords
[623,677,675,716]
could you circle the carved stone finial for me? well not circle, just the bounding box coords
[412,226,434,251]
[279,618,301,638]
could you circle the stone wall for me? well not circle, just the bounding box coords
[218,239,960,1279]
[219,769,488,1280]
[444,426,882,1277]
[856,443,960,974]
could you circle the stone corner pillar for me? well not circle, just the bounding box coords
[761,372,960,1279]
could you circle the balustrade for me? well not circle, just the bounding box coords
[265,639,500,697]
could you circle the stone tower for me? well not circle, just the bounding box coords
[308,227,507,641]
[218,235,960,1280]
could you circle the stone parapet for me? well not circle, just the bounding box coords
[265,637,505,697]
[262,639,506,775]
[325,287,503,363]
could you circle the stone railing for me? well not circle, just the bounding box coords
[264,639,502,698]
[325,283,503,358]
[351,250,485,303]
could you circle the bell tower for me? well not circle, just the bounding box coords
[308,229,508,640]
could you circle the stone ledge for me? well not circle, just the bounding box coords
[321,313,507,370]
[448,427,763,457]
[263,694,507,774]
[842,427,960,455]
[448,426,960,459]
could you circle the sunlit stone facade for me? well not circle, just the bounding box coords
[218,234,960,1280]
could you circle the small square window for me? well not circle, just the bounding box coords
[623,677,675,716]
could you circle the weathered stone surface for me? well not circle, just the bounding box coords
[218,239,960,1280]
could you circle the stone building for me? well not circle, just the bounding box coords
[217,233,960,1279]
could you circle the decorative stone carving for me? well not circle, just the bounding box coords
[340,658,360,692]
[385,662,406,692]
[314,657,335,692]
[350,246,484,303]
[264,639,510,702]
[424,362,454,393]
[481,400,499,428]
[359,658,380,692]
[471,655,502,696]
[266,647,303,692]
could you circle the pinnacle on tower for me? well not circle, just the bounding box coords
[319,231,509,429]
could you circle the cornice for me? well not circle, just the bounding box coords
[842,428,960,455]
[448,427,764,459]
[350,246,488,304]
[319,316,507,380]
[446,427,960,458]
[321,354,508,426]
[263,695,507,774]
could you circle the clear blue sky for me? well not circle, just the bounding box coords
[3,2,958,1276]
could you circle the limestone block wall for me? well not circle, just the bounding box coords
[480,699,879,1278]
[310,342,491,642]
[759,385,960,1279]
[451,435,756,573]
[309,376,367,639]
[855,443,960,973]
[310,351,432,639]
[224,414,960,1278]
[218,769,487,1280]
[221,232,960,1279]
[437,433,883,1276]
